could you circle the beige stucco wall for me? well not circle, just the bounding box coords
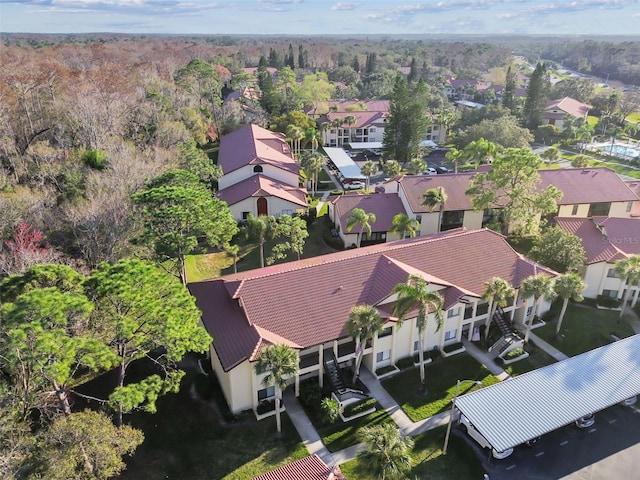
[463,211,483,230]
[583,262,625,298]
[557,201,634,219]
[219,165,299,191]
[210,348,255,414]
[609,201,634,218]
[229,196,306,220]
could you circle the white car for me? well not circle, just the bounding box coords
[425,167,438,175]
[343,181,365,190]
[459,414,514,459]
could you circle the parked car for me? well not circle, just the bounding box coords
[436,166,449,174]
[425,167,438,175]
[344,181,365,190]
[621,395,637,406]
[459,414,514,459]
[575,413,595,428]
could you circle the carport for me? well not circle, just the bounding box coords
[454,334,640,453]
[323,147,365,182]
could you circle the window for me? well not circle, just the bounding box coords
[378,326,393,338]
[627,201,634,213]
[602,289,618,299]
[258,386,275,401]
[242,211,250,220]
[526,306,533,317]
[607,268,619,278]
[376,350,390,362]
[447,309,459,318]
[588,202,611,217]
[415,214,422,223]
[444,329,457,341]
[281,209,293,216]
[413,341,420,352]
[369,128,376,133]
[253,165,264,173]
[441,210,464,231]
[362,232,386,241]
[571,204,579,215]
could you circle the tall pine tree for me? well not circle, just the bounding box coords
[503,64,517,113]
[523,62,549,130]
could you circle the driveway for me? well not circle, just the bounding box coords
[470,404,640,479]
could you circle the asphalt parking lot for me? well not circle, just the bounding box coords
[457,403,640,479]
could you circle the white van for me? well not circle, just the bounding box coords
[459,414,514,459]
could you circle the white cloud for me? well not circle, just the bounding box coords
[331,2,360,11]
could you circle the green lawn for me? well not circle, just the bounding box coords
[536,302,636,357]
[185,214,339,281]
[120,367,307,480]
[382,353,499,422]
[315,403,394,452]
[340,425,484,480]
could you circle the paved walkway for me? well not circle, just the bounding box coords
[285,333,573,466]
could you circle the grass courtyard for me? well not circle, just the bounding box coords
[536,301,636,357]
[382,353,499,422]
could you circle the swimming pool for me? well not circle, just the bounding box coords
[596,143,640,159]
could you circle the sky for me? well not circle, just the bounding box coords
[1,0,639,36]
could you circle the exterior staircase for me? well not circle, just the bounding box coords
[488,307,524,359]
[323,350,368,403]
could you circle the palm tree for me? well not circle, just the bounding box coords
[571,154,590,168]
[254,344,299,434]
[381,160,402,178]
[520,274,557,343]
[286,124,304,158]
[345,305,384,384]
[541,145,559,165]
[344,115,357,140]
[361,160,378,191]
[614,255,640,317]
[301,152,326,197]
[482,277,515,341]
[463,138,497,169]
[422,187,447,233]
[554,273,586,334]
[246,214,277,268]
[407,157,426,175]
[445,147,463,174]
[346,208,376,247]
[358,424,414,480]
[388,213,419,239]
[304,127,322,153]
[392,275,444,391]
[576,123,594,153]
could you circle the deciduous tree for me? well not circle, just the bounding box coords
[529,227,586,273]
[466,148,562,237]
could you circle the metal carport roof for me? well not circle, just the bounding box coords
[323,147,365,180]
[455,334,640,453]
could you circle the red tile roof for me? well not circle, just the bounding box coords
[538,168,638,204]
[324,110,386,129]
[330,193,406,233]
[190,229,556,371]
[218,175,308,207]
[252,454,344,480]
[218,124,298,176]
[391,174,476,213]
[545,97,591,118]
[555,217,640,264]
[390,168,639,214]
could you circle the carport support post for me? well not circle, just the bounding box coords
[443,379,481,455]
[443,380,461,455]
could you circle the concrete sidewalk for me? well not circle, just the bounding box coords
[462,338,511,381]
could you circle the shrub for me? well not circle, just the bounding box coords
[597,295,621,308]
[505,347,525,360]
[81,149,108,170]
[299,380,322,410]
[256,399,276,415]
[343,398,376,418]
[375,365,396,376]
[321,397,339,424]
[443,342,463,354]
[395,356,414,370]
